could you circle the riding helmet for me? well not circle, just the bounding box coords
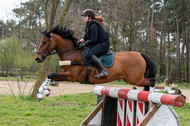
[81,9,96,18]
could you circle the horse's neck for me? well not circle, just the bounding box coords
[59,49,79,61]
[53,35,77,61]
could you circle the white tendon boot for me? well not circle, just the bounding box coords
[44,78,51,96]
[37,86,44,101]
[37,78,51,101]
[149,86,155,108]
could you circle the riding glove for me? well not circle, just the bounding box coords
[78,43,85,49]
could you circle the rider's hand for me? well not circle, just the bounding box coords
[79,38,85,43]
[78,43,85,50]
[76,40,81,47]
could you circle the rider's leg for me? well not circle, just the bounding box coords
[86,43,109,78]
[91,55,108,77]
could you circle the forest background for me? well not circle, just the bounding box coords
[0,0,189,86]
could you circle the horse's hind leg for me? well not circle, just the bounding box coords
[124,77,155,91]
[143,78,155,91]
[143,86,149,91]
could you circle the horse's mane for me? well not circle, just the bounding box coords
[52,25,78,47]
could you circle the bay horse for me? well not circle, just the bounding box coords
[35,25,156,101]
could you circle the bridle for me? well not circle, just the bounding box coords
[36,32,88,66]
[37,33,76,58]
[37,34,51,55]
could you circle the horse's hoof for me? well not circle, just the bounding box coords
[37,93,43,102]
[44,88,51,97]
[38,98,43,102]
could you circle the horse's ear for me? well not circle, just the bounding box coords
[48,28,52,34]
[39,29,43,35]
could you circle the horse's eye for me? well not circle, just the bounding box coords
[42,41,47,44]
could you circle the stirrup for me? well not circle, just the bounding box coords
[95,70,108,78]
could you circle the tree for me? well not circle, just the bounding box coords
[13,0,44,51]
[186,8,190,84]
[32,0,73,98]
[0,35,20,75]
[0,0,190,86]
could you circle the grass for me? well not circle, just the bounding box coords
[0,93,189,126]
[174,103,190,126]
[0,93,96,126]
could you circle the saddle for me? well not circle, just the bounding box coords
[81,47,114,84]
[82,47,114,68]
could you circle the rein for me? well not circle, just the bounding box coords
[37,32,89,66]
[37,34,76,56]
[37,33,87,66]
[51,48,76,55]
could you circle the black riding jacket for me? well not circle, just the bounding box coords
[83,19,109,47]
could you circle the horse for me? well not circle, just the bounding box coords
[35,25,156,101]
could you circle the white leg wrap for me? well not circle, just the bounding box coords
[44,89,50,95]
[37,78,51,98]
[44,78,51,90]
[44,85,49,90]
[37,93,43,99]
[149,86,155,92]
[37,84,44,99]
[38,86,44,94]
[44,78,51,96]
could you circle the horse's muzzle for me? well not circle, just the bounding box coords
[35,54,47,63]
[35,57,42,63]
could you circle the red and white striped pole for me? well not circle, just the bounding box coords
[93,86,185,107]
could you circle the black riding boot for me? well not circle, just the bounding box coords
[91,55,108,78]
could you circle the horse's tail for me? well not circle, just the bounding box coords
[141,53,156,78]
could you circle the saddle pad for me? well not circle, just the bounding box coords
[82,50,114,68]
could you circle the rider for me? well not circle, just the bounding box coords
[78,9,110,78]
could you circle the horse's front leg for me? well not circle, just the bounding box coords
[37,72,69,101]
[37,77,51,101]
